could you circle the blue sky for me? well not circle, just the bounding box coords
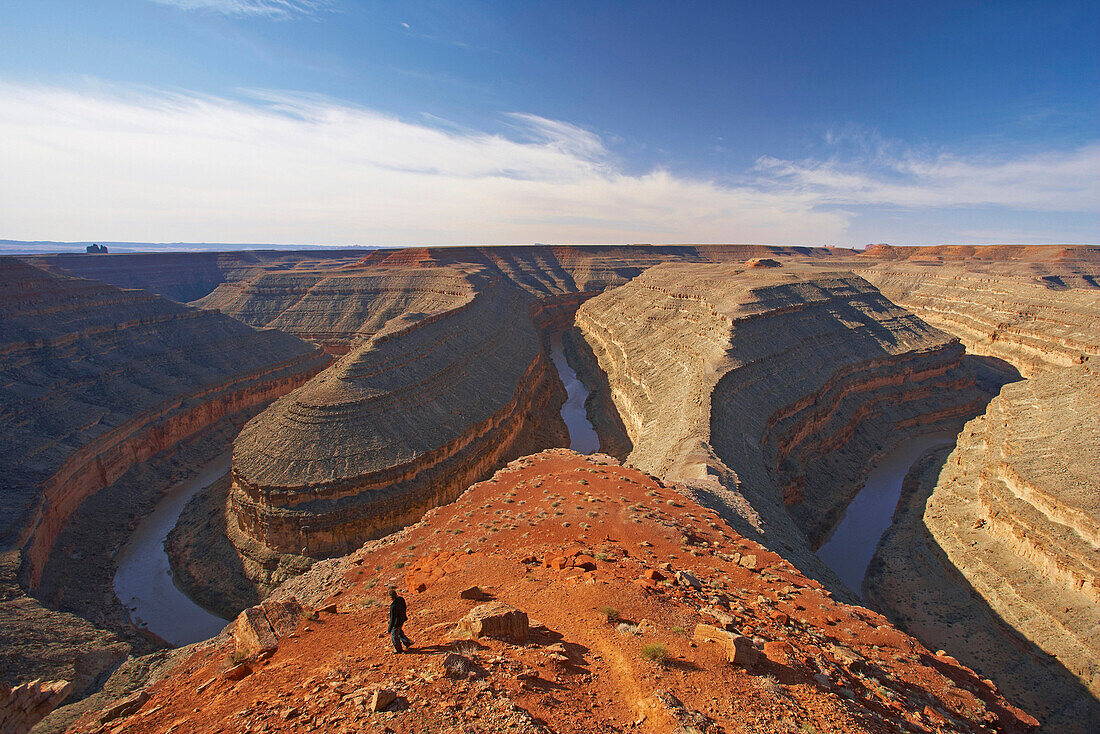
[0,0,1097,246]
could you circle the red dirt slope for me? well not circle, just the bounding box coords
[81,450,1037,734]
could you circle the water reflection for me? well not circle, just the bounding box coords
[549,333,601,454]
[113,455,230,646]
[817,433,955,597]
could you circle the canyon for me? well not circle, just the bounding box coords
[0,244,1096,733]
[0,258,328,717]
[853,249,1100,730]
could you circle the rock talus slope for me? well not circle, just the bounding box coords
[574,262,983,571]
[82,451,1037,734]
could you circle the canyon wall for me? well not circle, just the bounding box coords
[0,258,330,588]
[228,275,569,562]
[866,365,1100,731]
[574,261,984,575]
[26,250,373,303]
[859,260,1100,377]
[858,253,1100,731]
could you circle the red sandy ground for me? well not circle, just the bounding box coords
[82,450,1037,734]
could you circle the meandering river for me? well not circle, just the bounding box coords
[816,432,956,598]
[549,334,601,454]
[109,343,954,645]
[113,454,230,646]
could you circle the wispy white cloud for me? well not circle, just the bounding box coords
[148,0,332,19]
[0,80,1095,245]
[0,81,843,244]
[754,142,1100,213]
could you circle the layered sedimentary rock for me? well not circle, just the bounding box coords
[195,266,480,353]
[575,262,984,565]
[859,256,1100,377]
[851,247,1100,730]
[866,365,1100,731]
[0,258,329,587]
[195,245,846,331]
[229,277,569,559]
[26,250,373,303]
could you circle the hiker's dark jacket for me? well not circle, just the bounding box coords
[388,596,407,631]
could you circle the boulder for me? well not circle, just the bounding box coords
[453,601,529,643]
[369,688,396,713]
[763,640,795,667]
[693,624,760,669]
[223,664,253,681]
[260,598,303,638]
[573,555,597,571]
[700,605,737,631]
[234,606,277,659]
[675,570,703,590]
[96,690,149,724]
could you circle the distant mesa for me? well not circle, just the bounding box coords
[85,243,108,254]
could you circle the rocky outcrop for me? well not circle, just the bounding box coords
[574,262,984,568]
[866,365,1100,731]
[92,450,1038,734]
[0,677,73,734]
[0,259,329,590]
[228,278,569,559]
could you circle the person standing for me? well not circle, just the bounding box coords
[388,588,413,653]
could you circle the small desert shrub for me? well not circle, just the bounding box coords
[617,622,639,635]
[394,561,406,569]
[760,674,782,696]
[451,639,481,657]
[597,606,620,622]
[595,552,610,562]
[670,625,687,636]
[641,643,668,663]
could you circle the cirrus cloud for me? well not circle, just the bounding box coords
[148,0,332,19]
